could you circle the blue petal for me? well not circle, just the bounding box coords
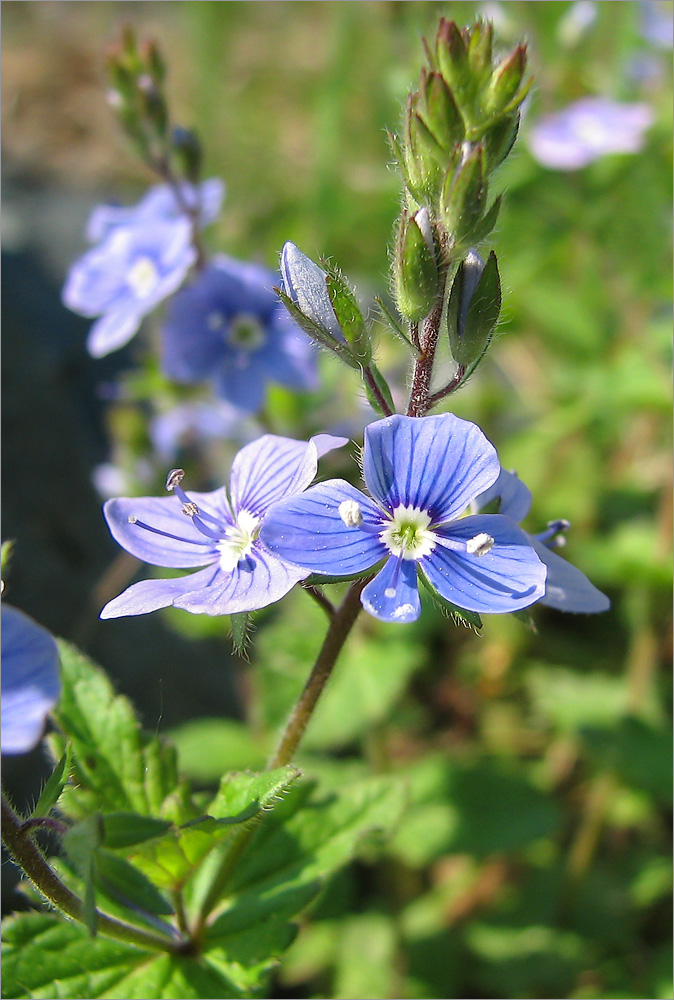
[260,479,387,575]
[280,242,344,340]
[103,492,227,568]
[532,538,610,613]
[363,414,500,522]
[172,544,308,615]
[421,514,546,613]
[1,605,61,755]
[473,468,532,522]
[361,556,421,623]
[100,565,219,618]
[87,307,143,358]
[229,434,346,516]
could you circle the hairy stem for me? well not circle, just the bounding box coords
[406,258,455,418]
[1,794,189,954]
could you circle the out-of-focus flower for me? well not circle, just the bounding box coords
[1,605,61,755]
[528,97,653,170]
[473,469,610,613]
[150,400,255,462]
[640,0,673,48]
[100,433,346,619]
[261,414,546,624]
[85,179,225,243]
[161,255,318,413]
[63,217,196,357]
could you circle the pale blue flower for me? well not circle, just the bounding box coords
[528,97,653,170]
[474,469,610,613]
[161,255,318,413]
[100,433,346,619]
[85,179,224,242]
[1,605,61,755]
[261,414,546,624]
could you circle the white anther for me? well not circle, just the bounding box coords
[128,515,138,524]
[466,532,494,556]
[339,499,363,528]
[182,502,199,517]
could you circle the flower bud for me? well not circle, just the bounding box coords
[325,269,371,363]
[394,208,439,323]
[171,127,202,183]
[440,144,487,247]
[485,44,529,117]
[446,249,501,368]
[418,69,465,151]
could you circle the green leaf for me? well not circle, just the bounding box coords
[102,812,173,850]
[32,744,72,818]
[374,295,421,354]
[96,849,174,916]
[324,269,370,362]
[63,815,103,936]
[167,718,267,782]
[50,641,181,820]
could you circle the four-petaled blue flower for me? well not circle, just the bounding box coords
[1,605,61,755]
[161,255,319,413]
[528,97,653,171]
[261,414,547,623]
[473,468,610,613]
[63,216,196,358]
[85,179,225,243]
[100,433,347,619]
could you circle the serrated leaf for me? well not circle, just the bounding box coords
[96,849,175,916]
[102,812,173,849]
[51,641,180,820]
[32,744,72,818]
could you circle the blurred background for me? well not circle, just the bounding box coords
[2,3,672,998]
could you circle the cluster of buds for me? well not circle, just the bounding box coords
[106,26,202,183]
[391,19,529,372]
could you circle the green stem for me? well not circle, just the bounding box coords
[193,578,368,934]
[1,794,190,954]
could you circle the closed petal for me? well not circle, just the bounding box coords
[361,556,421,623]
[280,242,343,340]
[261,479,387,576]
[100,565,219,618]
[532,538,610,613]
[363,414,500,522]
[473,468,532,522]
[421,514,546,613]
[103,492,227,568]
[173,544,308,615]
[229,434,346,516]
[1,605,61,755]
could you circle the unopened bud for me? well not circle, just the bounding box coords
[446,249,501,368]
[394,208,439,323]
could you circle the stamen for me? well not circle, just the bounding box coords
[191,514,224,540]
[536,519,571,547]
[466,532,494,556]
[126,515,212,546]
[182,502,199,517]
[166,469,185,491]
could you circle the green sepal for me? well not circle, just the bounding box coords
[275,287,360,370]
[418,569,483,630]
[467,193,502,246]
[440,144,486,246]
[362,361,396,417]
[436,20,474,116]
[229,611,253,656]
[324,269,371,363]
[62,815,103,935]
[95,849,174,916]
[419,69,464,151]
[102,812,173,850]
[1,539,14,577]
[374,296,421,355]
[467,19,494,91]
[32,745,72,819]
[393,209,439,323]
[483,113,520,173]
[447,250,501,368]
[485,44,527,116]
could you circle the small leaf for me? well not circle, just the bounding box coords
[374,295,421,355]
[102,812,173,849]
[96,849,175,916]
[32,745,72,818]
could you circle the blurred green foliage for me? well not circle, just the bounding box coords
[3,2,672,998]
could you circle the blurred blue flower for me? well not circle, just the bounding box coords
[474,469,610,613]
[63,217,196,357]
[85,178,225,242]
[1,605,61,755]
[100,433,347,619]
[528,97,653,170]
[161,255,319,413]
[261,414,546,624]
[640,0,673,48]
[150,400,253,462]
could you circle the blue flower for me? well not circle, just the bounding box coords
[528,97,653,170]
[161,255,318,413]
[473,469,610,613]
[261,414,547,624]
[85,179,225,242]
[1,605,61,755]
[63,217,196,357]
[100,433,347,619]
[150,400,252,462]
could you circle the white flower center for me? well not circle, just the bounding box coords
[217,510,261,572]
[228,313,266,351]
[127,256,160,298]
[380,504,437,561]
